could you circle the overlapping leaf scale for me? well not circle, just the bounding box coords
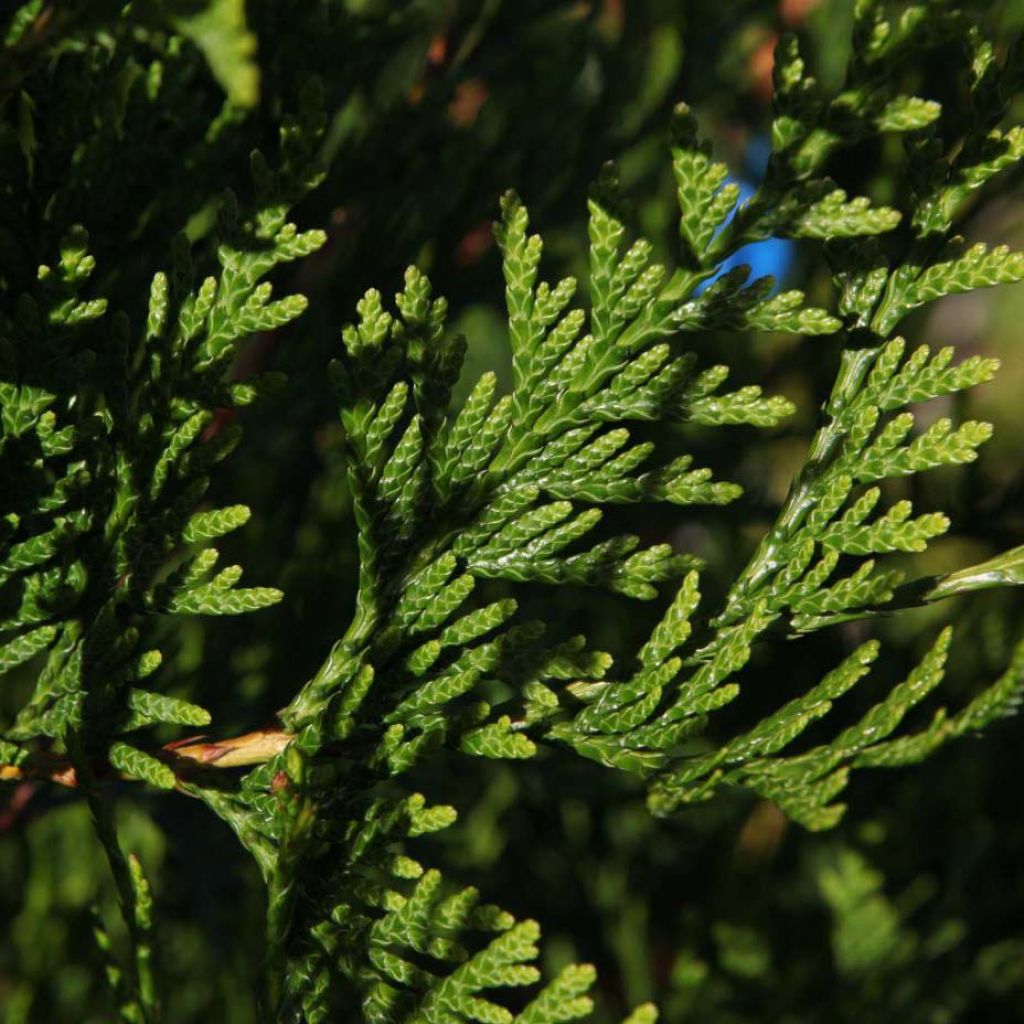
[323,171,816,668]
[712,335,998,635]
[647,628,1024,828]
[277,791,653,1024]
[1,112,322,771]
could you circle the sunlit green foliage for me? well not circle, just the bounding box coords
[3,1,1024,1022]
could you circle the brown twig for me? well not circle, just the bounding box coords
[0,728,294,790]
[0,782,39,833]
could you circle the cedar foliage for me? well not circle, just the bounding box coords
[2,2,1024,1022]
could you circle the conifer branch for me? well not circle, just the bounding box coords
[4,3,1024,1019]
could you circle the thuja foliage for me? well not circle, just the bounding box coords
[3,1,1024,1021]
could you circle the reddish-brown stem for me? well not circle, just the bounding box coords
[0,728,294,790]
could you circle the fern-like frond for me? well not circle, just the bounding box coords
[1,86,326,779]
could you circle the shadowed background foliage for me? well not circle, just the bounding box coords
[2,1,1024,1020]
